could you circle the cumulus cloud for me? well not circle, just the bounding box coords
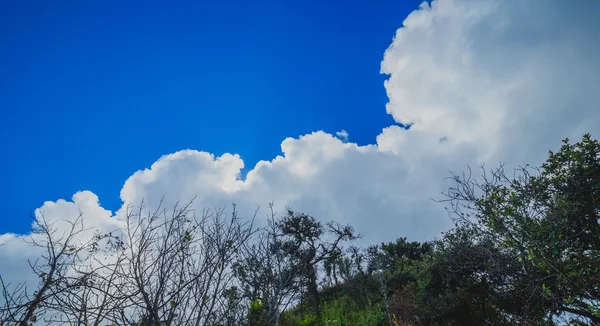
[0,191,122,294]
[381,0,600,164]
[335,129,349,142]
[2,0,599,291]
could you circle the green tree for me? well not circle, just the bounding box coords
[278,209,358,323]
[442,134,600,324]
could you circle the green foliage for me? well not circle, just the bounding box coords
[248,298,269,325]
[280,295,386,326]
[437,134,600,324]
[320,296,387,326]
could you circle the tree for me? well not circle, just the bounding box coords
[365,238,434,326]
[416,229,526,325]
[277,209,358,322]
[1,199,259,326]
[441,134,600,324]
[0,213,117,326]
[234,204,301,326]
[100,200,257,326]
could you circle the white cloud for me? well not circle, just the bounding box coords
[2,0,599,295]
[0,191,121,297]
[335,129,349,142]
[381,0,600,165]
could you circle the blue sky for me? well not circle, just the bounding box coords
[1,0,597,286]
[0,1,422,234]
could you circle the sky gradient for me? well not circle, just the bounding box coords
[1,0,421,234]
[1,0,599,294]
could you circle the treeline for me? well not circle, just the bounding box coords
[1,134,599,325]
